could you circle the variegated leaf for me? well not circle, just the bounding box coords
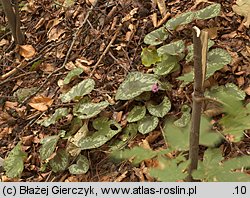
[138,115,159,134]
[60,78,95,102]
[115,72,160,100]
[147,97,171,118]
[73,101,109,119]
[127,106,146,122]
[78,117,122,150]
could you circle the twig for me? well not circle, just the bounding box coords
[89,24,122,77]
[187,27,208,182]
[19,4,96,106]
[0,71,37,86]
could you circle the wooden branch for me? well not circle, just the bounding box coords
[187,26,208,182]
[1,0,24,44]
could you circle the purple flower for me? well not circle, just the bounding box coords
[151,83,159,93]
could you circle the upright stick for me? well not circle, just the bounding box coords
[187,27,208,181]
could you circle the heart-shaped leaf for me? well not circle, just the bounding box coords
[49,149,69,172]
[39,108,69,127]
[138,115,159,134]
[147,97,171,118]
[115,72,160,100]
[127,106,146,123]
[165,12,194,30]
[195,3,221,20]
[68,155,89,174]
[4,142,27,178]
[78,117,122,150]
[144,27,169,45]
[39,135,59,160]
[63,67,84,84]
[157,40,185,56]
[73,101,109,119]
[154,55,179,76]
[141,47,161,67]
[60,78,95,102]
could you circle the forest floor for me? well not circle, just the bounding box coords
[0,0,250,181]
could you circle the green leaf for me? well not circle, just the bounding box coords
[13,87,37,103]
[163,118,189,150]
[195,3,221,20]
[173,105,191,127]
[144,27,169,45]
[147,97,171,118]
[109,123,138,151]
[154,55,179,76]
[3,142,27,178]
[179,48,231,84]
[39,108,69,127]
[149,155,188,181]
[127,106,146,123]
[111,146,157,165]
[77,117,122,150]
[138,115,159,134]
[68,155,89,174]
[63,68,84,85]
[192,148,250,181]
[177,71,194,86]
[199,117,221,147]
[49,149,69,173]
[206,48,232,77]
[73,101,109,119]
[165,11,195,30]
[185,40,215,63]
[39,135,59,160]
[141,47,161,67]
[163,116,221,150]
[60,78,95,102]
[115,72,160,100]
[157,40,185,56]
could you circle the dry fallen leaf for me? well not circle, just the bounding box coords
[28,95,53,111]
[18,45,36,59]
[232,0,250,28]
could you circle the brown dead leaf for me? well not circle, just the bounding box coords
[40,63,56,73]
[18,45,36,59]
[232,0,250,28]
[204,27,219,39]
[0,39,9,47]
[47,27,66,42]
[244,86,250,95]
[28,95,53,111]
[21,135,34,146]
[157,0,167,17]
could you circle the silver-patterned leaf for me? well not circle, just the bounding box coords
[39,135,59,160]
[78,117,122,150]
[60,78,95,102]
[49,149,69,173]
[138,115,159,134]
[206,48,232,77]
[63,68,84,85]
[3,142,27,178]
[165,11,194,30]
[115,72,160,100]
[154,55,179,76]
[144,27,169,45]
[147,97,171,118]
[68,155,89,174]
[195,3,221,20]
[157,40,185,56]
[127,106,146,122]
[73,101,109,119]
[39,108,69,127]
[173,105,191,127]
